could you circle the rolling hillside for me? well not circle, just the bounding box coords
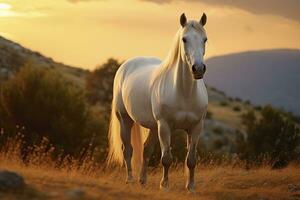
[205,49,300,115]
[0,36,88,86]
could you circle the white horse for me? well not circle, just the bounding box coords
[107,13,208,192]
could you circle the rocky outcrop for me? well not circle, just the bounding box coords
[0,170,26,191]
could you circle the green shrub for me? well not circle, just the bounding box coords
[233,105,241,112]
[220,101,228,106]
[239,106,300,168]
[244,100,251,105]
[235,97,242,102]
[0,66,106,157]
[254,105,262,111]
[213,139,223,149]
[206,111,213,119]
[212,127,224,135]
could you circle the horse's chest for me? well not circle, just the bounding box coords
[162,102,206,128]
[173,110,199,126]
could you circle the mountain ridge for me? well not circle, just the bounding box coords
[205,49,300,115]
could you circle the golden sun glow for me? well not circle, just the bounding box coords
[0,3,10,10]
[0,3,13,17]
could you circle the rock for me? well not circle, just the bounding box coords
[66,188,85,199]
[288,184,300,193]
[0,170,26,191]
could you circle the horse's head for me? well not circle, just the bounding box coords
[179,13,207,80]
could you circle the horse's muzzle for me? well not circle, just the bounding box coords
[192,63,206,79]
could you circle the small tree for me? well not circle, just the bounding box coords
[85,58,121,106]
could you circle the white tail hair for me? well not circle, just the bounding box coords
[107,103,148,172]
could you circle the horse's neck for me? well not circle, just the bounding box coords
[158,33,198,97]
[172,58,197,97]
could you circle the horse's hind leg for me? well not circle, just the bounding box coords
[116,111,134,183]
[139,128,158,186]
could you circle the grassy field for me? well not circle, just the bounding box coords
[1,158,300,200]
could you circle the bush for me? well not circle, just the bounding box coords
[233,105,241,112]
[213,139,223,149]
[220,101,228,106]
[244,100,251,105]
[254,105,262,111]
[206,111,213,119]
[235,97,242,102]
[228,97,233,102]
[86,58,121,106]
[238,106,300,168]
[0,66,106,157]
[212,127,224,135]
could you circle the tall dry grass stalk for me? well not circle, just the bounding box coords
[0,131,104,177]
[0,129,297,179]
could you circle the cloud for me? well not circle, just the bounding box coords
[0,3,49,18]
[142,0,300,22]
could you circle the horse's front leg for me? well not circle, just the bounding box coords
[186,120,203,192]
[157,119,172,190]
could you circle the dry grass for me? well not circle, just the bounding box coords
[1,161,300,200]
[0,136,300,200]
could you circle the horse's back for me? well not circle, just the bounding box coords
[113,57,161,127]
[120,56,161,74]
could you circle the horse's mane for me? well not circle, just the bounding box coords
[151,30,181,84]
[161,30,181,72]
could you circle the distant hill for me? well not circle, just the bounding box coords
[205,49,300,115]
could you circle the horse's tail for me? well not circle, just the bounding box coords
[131,123,148,172]
[107,103,123,166]
[107,102,147,172]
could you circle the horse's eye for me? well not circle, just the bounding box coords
[182,37,187,43]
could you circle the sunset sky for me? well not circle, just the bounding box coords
[0,0,299,69]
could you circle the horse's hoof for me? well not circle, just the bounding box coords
[160,180,169,191]
[125,177,135,184]
[187,188,196,194]
[160,185,169,192]
[186,183,196,193]
[139,178,147,187]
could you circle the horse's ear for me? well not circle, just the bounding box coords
[180,13,187,27]
[200,13,207,26]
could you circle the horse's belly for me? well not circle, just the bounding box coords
[125,96,155,128]
[122,67,157,128]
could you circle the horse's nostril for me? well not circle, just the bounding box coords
[192,65,196,72]
[203,64,206,72]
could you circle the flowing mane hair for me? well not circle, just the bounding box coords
[153,30,181,80]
